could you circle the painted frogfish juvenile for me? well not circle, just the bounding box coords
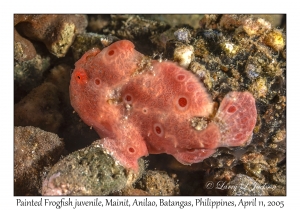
[70,40,257,172]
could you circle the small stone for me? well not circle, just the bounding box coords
[173,44,194,68]
[15,14,88,58]
[14,82,64,133]
[14,28,36,62]
[14,126,64,195]
[272,129,286,143]
[174,28,191,43]
[249,77,268,98]
[189,61,212,89]
[15,64,72,143]
[221,41,239,56]
[243,18,271,36]
[219,14,248,31]
[263,29,285,51]
[14,54,51,102]
[245,64,259,79]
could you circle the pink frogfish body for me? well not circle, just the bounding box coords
[70,40,257,172]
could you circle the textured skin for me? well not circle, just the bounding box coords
[70,40,257,172]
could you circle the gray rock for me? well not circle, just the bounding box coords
[42,140,144,195]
